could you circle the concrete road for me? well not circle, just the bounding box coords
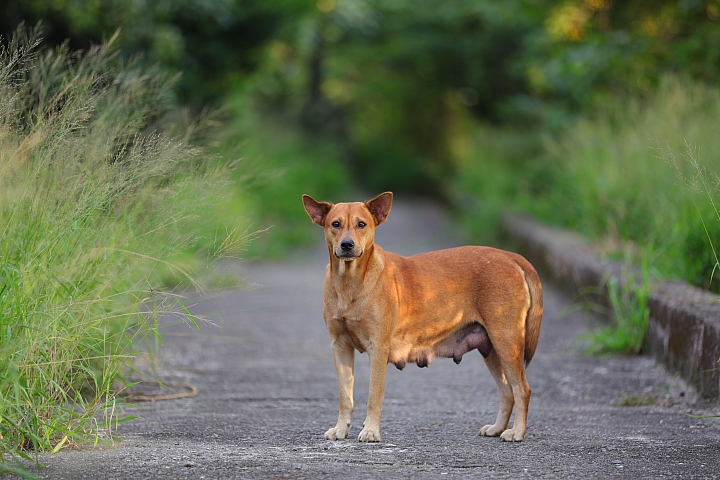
[30,198,720,479]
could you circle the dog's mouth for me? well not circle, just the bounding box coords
[334,250,363,260]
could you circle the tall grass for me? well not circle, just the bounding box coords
[0,28,239,472]
[456,75,720,290]
[530,76,720,290]
[454,75,720,352]
[661,141,720,292]
[581,263,653,355]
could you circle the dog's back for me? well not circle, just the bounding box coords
[383,245,543,368]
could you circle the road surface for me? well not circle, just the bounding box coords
[29,197,720,479]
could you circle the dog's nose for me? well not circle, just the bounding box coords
[340,239,355,251]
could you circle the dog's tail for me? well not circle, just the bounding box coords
[518,257,543,367]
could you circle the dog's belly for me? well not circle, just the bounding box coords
[389,322,492,370]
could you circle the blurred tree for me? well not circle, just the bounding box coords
[303,0,720,193]
[524,0,720,108]
[0,0,316,104]
[3,0,719,194]
[302,0,541,193]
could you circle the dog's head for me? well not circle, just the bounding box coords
[302,192,393,261]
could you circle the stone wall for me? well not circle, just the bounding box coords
[501,213,720,400]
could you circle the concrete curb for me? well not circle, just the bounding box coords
[500,212,720,400]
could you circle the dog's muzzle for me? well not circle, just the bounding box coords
[335,238,362,260]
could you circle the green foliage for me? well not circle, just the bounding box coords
[583,269,652,355]
[454,76,720,353]
[215,91,354,258]
[660,140,720,291]
[451,124,543,244]
[523,0,720,108]
[536,76,720,290]
[0,29,240,471]
[317,0,537,192]
[5,1,720,195]
[1,0,316,104]
[267,0,720,193]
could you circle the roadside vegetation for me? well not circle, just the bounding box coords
[452,76,720,353]
[0,29,249,473]
[455,76,720,288]
[0,23,352,474]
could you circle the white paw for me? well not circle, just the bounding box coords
[357,427,381,442]
[500,428,525,442]
[479,424,504,437]
[324,426,349,440]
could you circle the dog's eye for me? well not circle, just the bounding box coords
[331,221,341,228]
[358,221,366,228]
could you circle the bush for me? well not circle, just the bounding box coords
[0,28,239,472]
[458,75,720,288]
[454,76,720,352]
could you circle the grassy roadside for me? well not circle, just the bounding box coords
[456,75,720,289]
[453,75,720,352]
[0,31,248,474]
[0,26,354,474]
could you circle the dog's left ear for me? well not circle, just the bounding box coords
[366,192,393,225]
[302,194,333,226]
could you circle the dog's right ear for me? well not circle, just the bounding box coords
[302,194,333,226]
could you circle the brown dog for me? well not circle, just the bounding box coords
[302,192,543,442]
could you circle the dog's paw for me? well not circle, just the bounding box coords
[479,424,504,437]
[499,428,525,442]
[357,427,381,442]
[324,426,349,440]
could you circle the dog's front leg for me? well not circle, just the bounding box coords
[325,339,355,440]
[358,346,388,442]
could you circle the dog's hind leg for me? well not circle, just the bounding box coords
[479,350,514,437]
[498,363,530,442]
[493,342,531,442]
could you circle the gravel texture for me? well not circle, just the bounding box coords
[25,198,720,479]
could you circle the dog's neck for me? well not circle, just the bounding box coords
[328,243,384,306]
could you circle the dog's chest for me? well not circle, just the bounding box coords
[325,301,374,353]
[325,279,369,320]
[334,315,372,353]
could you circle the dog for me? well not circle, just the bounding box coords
[302,192,543,442]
